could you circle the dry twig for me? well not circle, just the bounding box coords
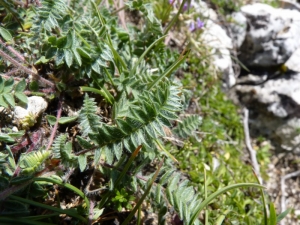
[46,94,63,151]
[280,170,300,225]
[243,107,263,184]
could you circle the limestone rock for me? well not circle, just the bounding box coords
[228,12,247,48]
[191,0,218,21]
[201,20,235,88]
[232,71,300,152]
[186,0,236,88]
[285,47,300,72]
[226,3,300,152]
[14,96,48,128]
[238,3,300,67]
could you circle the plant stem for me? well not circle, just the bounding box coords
[46,94,63,151]
[0,38,25,62]
[0,49,55,88]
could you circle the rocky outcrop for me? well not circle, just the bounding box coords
[227,3,300,152]
[238,3,300,67]
[231,71,300,152]
[192,1,300,152]
[193,1,236,88]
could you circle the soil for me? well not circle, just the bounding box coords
[266,151,300,224]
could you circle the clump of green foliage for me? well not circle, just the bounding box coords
[0,0,289,224]
[151,0,290,224]
[208,0,243,15]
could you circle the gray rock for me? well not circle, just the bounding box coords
[195,11,235,88]
[228,12,247,48]
[231,71,300,152]
[14,96,48,128]
[188,0,236,88]
[285,47,300,72]
[201,20,235,88]
[225,2,300,153]
[238,3,300,67]
[191,0,218,21]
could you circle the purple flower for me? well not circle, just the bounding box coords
[182,2,193,12]
[189,21,195,32]
[182,3,188,11]
[169,0,175,5]
[196,18,204,29]
[190,18,204,32]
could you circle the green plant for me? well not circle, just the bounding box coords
[0,0,202,223]
[208,0,243,15]
[0,77,27,108]
[151,0,290,222]
[0,0,290,225]
[111,188,135,212]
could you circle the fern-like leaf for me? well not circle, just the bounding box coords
[173,115,202,139]
[33,0,67,32]
[78,94,102,137]
[0,77,27,108]
[147,166,202,225]
[19,150,50,175]
[52,134,77,167]
[88,81,182,164]
[0,0,24,30]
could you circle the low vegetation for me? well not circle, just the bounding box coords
[0,0,289,224]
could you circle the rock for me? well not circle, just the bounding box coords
[26,96,48,116]
[14,96,48,128]
[231,71,300,152]
[201,20,235,88]
[191,0,218,21]
[186,0,236,88]
[285,47,300,72]
[12,126,18,132]
[238,3,300,67]
[226,2,300,153]
[228,12,247,48]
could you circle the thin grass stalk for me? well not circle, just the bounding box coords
[121,159,164,225]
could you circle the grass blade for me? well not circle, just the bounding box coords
[122,159,164,225]
[189,183,265,225]
[130,35,167,75]
[33,177,90,214]
[148,50,189,90]
[277,208,292,222]
[9,195,87,223]
[164,0,188,35]
[80,86,114,104]
[253,169,268,225]
[98,145,142,208]
[269,202,277,225]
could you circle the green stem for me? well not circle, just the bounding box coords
[130,35,167,76]
[33,177,90,214]
[164,0,188,35]
[80,86,114,104]
[204,167,208,225]
[98,145,142,208]
[9,195,87,223]
[148,50,189,90]
[155,139,177,163]
[0,217,55,225]
[122,159,164,225]
[253,170,268,225]
[189,183,265,225]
